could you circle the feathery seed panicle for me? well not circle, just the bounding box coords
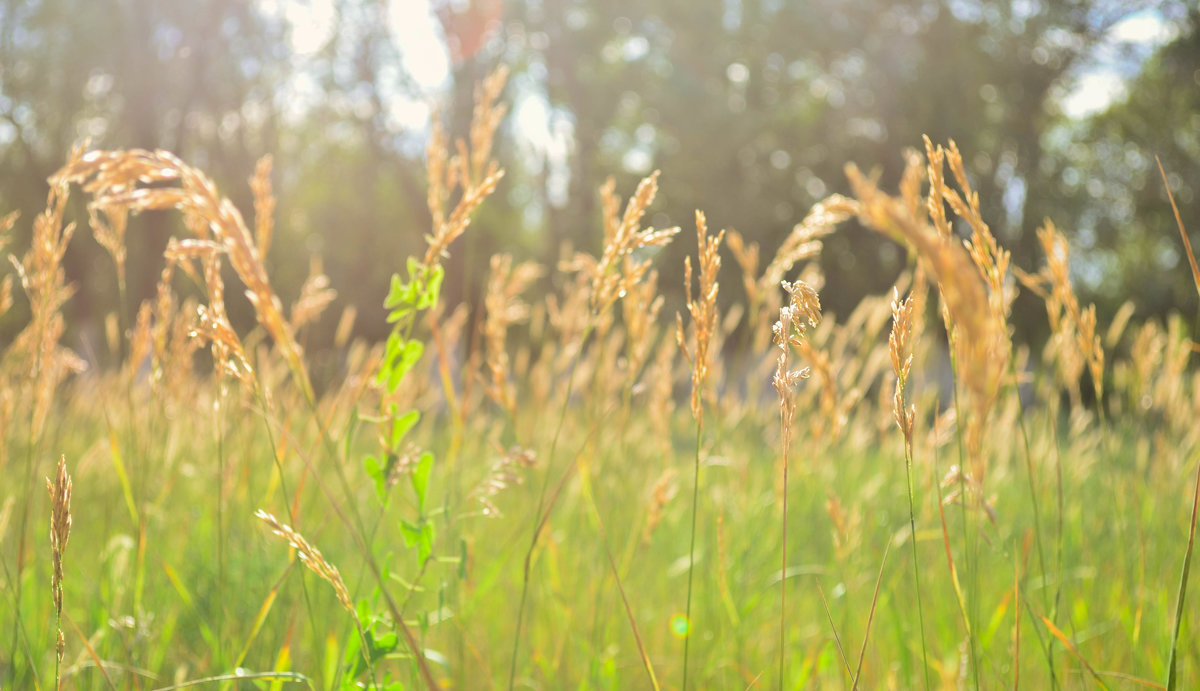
[188,251,255,389]
[424,66,509,269]
[290,257,338,332]
[47,455,72,664]
[642,468,677,545]
[255,510,355,615]
[725,229,761,317]
[251,156,275,256]
[0,211,14,319]
[620,261,665,385]
[9,158,87,439]
[567,171,680,317]
[334,306,358,349]
[676,210,725,423]
[1015,220,1104,404]
[53,148,312,399]
[890,289,917,446]
[772,280,821,439]
[90,198,129,280]
[470,446,537,517]
[845,159,1005,472]
[484,254,544,414]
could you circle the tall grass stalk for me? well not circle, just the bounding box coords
[1159,155,1200,691]
[889,289,930,690]
[771,279,820,688]
[676,211,723,689]
[510,169,676,689]
[508,320,592,690]
[581,472,661,690]
[1010,356,1059,686]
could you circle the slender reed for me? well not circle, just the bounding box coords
[675,210,724,689]
[46,454,72,691]
[1159,156,1200,691]
[889,288,930,690]
[771,279,821,688]
[508,171,677,689]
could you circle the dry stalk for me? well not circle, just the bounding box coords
[890,287,931,689]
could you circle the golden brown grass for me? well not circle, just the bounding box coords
[484,254,544,415]
[254,509,354,615]
[55,147,311,399]
[423,67,508,271]
[1016,220,1105,409]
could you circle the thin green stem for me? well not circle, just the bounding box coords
[778,425,789,691]
[1166,454,1200,691]
[683,423,703,691]
[946,343,980,690]
[1009,358,1058,688]
[902,441,931,691]
[508,320,593,691]
[250,381,321,672]
[215,382,226,667]
[11,386,42,688]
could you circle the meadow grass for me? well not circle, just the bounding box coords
[2,71,1199,689]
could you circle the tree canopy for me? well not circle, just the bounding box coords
[1,0,1196,354]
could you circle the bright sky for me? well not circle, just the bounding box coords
[273,0,449,86]
[1060,9,1177,118]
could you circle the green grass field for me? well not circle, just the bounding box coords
[3,69,1199,690]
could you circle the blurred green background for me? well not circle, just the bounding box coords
[1,0,1197,360]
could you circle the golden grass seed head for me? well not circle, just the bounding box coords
[255,510,355,615]
[46,454,73,662]
[251,155,275,257]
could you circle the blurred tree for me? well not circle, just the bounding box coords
[0,0,291,349]
[1050,9,1200,333]
[496,0,1189,342]
[1,0,1197,360]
